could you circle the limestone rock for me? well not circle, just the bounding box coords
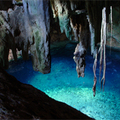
[0,11,17,69]
[22,0,51,74]
[0,1,51,74]
[0,68,94,119]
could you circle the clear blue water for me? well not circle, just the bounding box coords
[6,43,120,120]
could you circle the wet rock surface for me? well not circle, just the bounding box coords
[0,68,94,119]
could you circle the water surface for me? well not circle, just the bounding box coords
[7,43,120,120]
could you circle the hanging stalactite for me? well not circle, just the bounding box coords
[110,6,113,54]
[50,0,72,40]
[92,7,107,96]
[73,41,86,78]
[71,12,89,78]
[100,7,106,90]
[22,0,51,74]
[87,15,96,57]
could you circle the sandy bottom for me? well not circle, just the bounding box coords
[7,42,120,120]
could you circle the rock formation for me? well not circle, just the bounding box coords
[0,11,17,69]
[0,68,94,119]
[73,41,86,78]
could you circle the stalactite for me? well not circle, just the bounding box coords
[70,18,78,41]
[72,13,89,77]
[110,6,113,54]
[8,6,29,60]
[100,7,106,91]
[93,7,107,96]
[73,41,86,78]
[85,1,103,49]
[22,0,51,74]
[70,0,77,11]
[50,0,89,77]
[50,0,72,40]
[93,52,98,96]
[99,35,103,83]
[87,15,96,57]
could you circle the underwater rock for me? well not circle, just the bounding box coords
[0,68,94,119]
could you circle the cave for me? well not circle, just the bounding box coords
[0,0,120,119]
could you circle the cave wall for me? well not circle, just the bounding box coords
[0,11,17,69]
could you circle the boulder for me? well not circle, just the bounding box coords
[0,68,94,119]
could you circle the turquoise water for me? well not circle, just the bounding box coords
[6,43,120,120]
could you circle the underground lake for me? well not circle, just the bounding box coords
[6,42,120,120]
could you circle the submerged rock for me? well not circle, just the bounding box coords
[0,68,94,119]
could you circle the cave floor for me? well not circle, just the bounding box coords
[7,42,120,120]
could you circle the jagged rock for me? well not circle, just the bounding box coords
[0,68,94,119]
[8,5,31,60]
[0,11,17,69]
